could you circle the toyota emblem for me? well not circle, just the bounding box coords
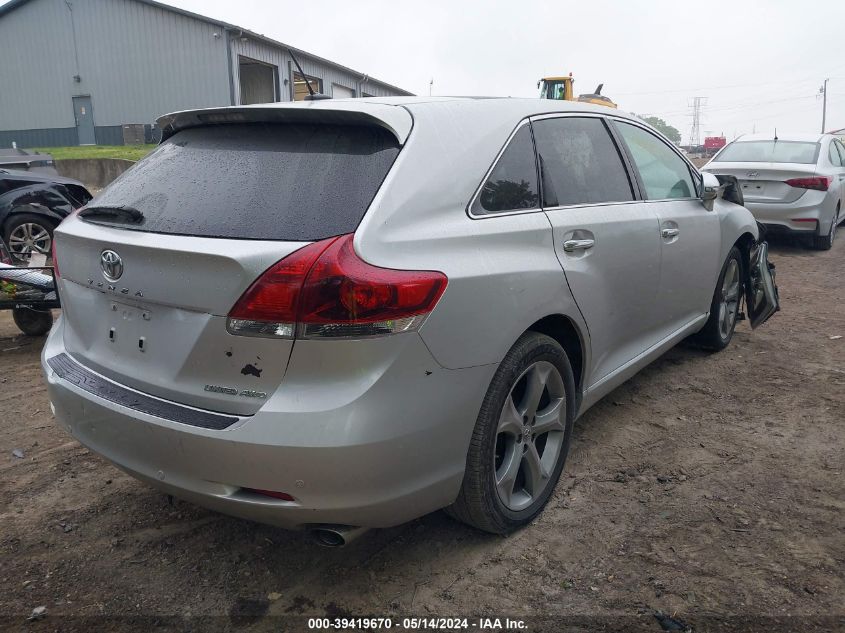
[100,250,123,281]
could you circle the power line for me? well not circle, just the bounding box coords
[616,64,845,97]
[643,93,817,119]
[718,102,823,127]
[616,76,813,97]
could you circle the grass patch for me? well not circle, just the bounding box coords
[34,145,157,161]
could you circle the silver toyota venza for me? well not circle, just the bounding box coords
[43,98,779,541]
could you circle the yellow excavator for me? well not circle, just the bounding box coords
[538,74,617,108]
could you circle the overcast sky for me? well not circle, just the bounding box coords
[152,0,844,142]
[5,0,843,140]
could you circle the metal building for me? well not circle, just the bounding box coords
[0,0,412,147]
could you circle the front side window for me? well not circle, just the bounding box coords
[533,117,633,207]
[471,124,540,215]
[616,122,696,200]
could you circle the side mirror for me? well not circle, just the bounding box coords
[701,172,720,211]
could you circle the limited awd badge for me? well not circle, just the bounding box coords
[204,384,267,399]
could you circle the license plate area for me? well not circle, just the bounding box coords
[107,300,152,354]
[740,180,767,197]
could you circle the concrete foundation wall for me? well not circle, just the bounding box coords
[55,158,136,188]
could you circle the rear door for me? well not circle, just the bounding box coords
[613,120,720,335]
[534,115,662,387]
[54,122,401,416]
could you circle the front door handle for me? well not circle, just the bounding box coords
[661,228,680,238]
[563,238,595,252]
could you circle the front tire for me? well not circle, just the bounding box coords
[694,246,743,351]
[446,332,576,534]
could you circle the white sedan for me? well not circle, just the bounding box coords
[703,133,845,250]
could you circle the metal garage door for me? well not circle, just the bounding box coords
[332,83,355,99]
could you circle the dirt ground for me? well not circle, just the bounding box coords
[1,235,843,633]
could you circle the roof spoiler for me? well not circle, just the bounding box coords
[156,103,413,144]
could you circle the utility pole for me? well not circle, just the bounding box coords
[429,77,434,97]
[820,79,829,133]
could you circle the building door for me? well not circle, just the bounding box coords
[72,96,96,145]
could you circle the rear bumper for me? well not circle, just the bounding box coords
[42,316,496,529]
[744,190,835,235]
[760,222,817,238]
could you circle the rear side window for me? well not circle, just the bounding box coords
[829,142,842,166]
[88,123,400,241]
[471,124,540,215]
[616,122,696,200]
[533,117,633,207]
[713,140,820,164]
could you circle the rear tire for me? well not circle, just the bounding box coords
[12,308,53,336]
[812,204,838,251]
[693,246,743,351]
[446,332,576,534]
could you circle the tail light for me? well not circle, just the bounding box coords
[784,176,831,191]
[227,234,447,339]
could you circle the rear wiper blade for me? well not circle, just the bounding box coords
[79,205,144,223]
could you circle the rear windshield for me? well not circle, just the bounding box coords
[713,140,819,164]
[88,123,400,240]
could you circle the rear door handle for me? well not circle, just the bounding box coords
[661,228,680,238]
[563,238,595,252]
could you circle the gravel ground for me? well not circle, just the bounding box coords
[1,235,843,632]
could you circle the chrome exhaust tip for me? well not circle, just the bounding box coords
[310,525,368,547]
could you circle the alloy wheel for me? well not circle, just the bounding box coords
[494,360,566,511]
[8,222,52,257]
[718,257,740,340]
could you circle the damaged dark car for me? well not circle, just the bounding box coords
[0,168,92,261]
